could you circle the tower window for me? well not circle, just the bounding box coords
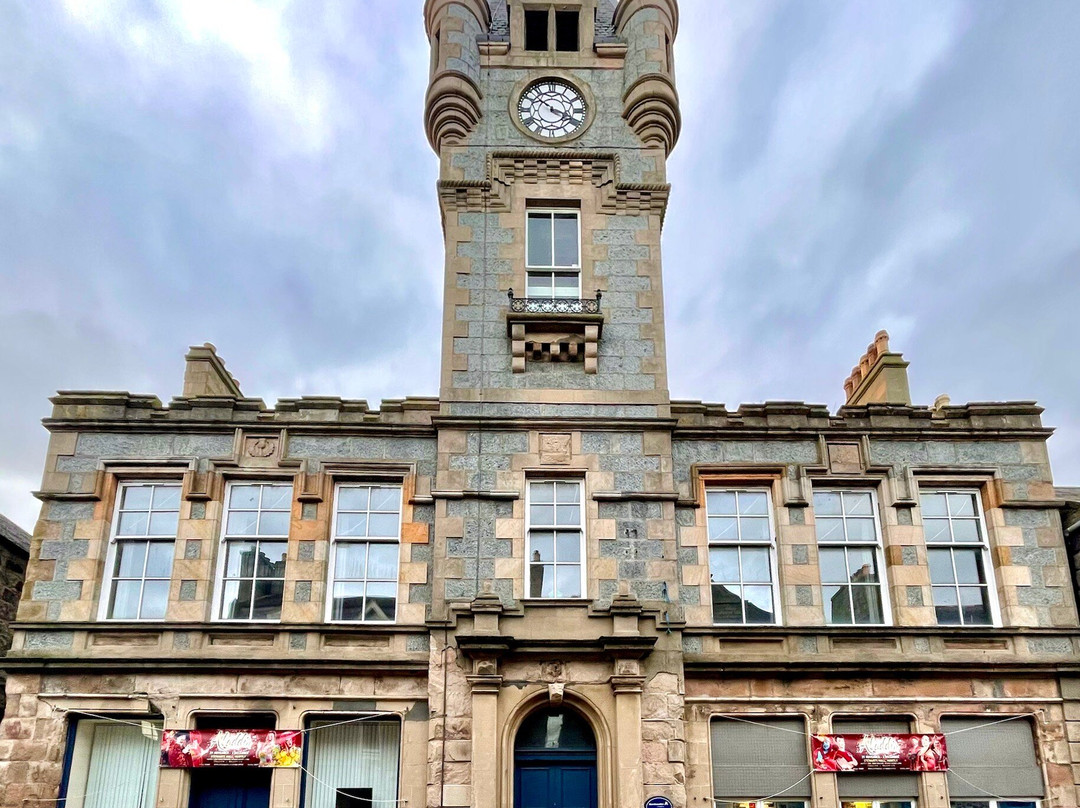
[555,10,579,51]
[526,209,580,298]
[524,9,548,51]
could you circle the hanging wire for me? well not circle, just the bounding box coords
[711,714,807,736]
[940,712,1038,735]
[297,760,409,804]
[944,769,1016,801]
[710,770,813,806]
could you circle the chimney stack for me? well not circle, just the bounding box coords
[182,343,243,398]
[842,330,911,406]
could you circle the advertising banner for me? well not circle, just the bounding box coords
[160,729,303,768]
[811,733,948,772]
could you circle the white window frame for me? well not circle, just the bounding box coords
[706,487,783,626]
[813,488,893,627]
[948,802,1038,808]
[841,802,916,808]
[212,480,292,623]
[98,481,181,622]
[920,488,1001,628]
[525,478,586,599]
[64,717,163,808]
[525,208,581,299]
[326,482,403,624]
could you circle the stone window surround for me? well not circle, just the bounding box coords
[97,479,182,623]
[524,474,587,600]
[812,487,893,628]
[704,486,783,628]
[325,481,404,625]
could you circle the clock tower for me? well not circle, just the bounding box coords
[423,0,680,419]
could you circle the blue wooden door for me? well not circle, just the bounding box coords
[514,709,598,808]
[188,769,272,808]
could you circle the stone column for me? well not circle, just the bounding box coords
[612,670,646,808]
[467,673,502,808]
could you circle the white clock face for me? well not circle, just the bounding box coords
[518,79,587,139]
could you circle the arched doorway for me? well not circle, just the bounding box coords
[514,707,598,808]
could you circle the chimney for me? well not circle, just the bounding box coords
[842,330,911,406]
[182,343,243,398]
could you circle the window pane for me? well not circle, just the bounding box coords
[531,482,555,503]
[116,542,147,578]
[151,486,181,510]
[556,532,580,562]
[336,543,367,579]
[337,487,369,511]
[707,491,737,515]
[338,512,368,537]
[852,586,884,624]
[368,512,399,537]
[740,517,770,541]
[555,565,581,598]
[844,492,873,515]
[948,492,976,516]
[147,511,178,536]
[959,586,991,625]
[118,511,149,537]
[738,491,769,515]
[555,482,579,503]
[121,486,153,511]
[824,585,852,624]
[367,543,399,579]
[251,579,284,620]
[144,542,173,578]
[527,272,553,298]
[819,548,848,583]
[555,504,580,526]
[743,586,774,624]
[257,509,289,537]
[226,510,258,536]
[553,273,579,297]
[845,518,877,542]
[140,580,170,619]
[932,586,961,625]
[531,504,555,526]
[257,543,288,578]
[921,493,948,516]
[709,548,740,583]
[109,580,141,619]
[333,582,365,621]
[226,542,257,577]
[527,213,552,266]
[530,532,554,562]
[814,491,842,515]
[552,213,578,266]
[951,519,981,543]
[230,485,261,509]
[924,518,951,543]
[529,564,554,598]
[708,517,738,541]
[953,549,985,584]
[260,485,292,510]
[222,580,252,620]
[365,581,397,621]
[816,518,844,542]
[928,548,956,584]
[740,547,771,583]
[711,584,743,623]
[369,487,401,512]
[846,548,878,583]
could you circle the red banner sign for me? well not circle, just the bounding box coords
[811,733,948,772]
[160,729,302,768]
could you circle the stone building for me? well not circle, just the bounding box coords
[2,1,1079,807]
[0,515,29,718]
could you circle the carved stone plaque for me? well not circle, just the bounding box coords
[828,443,862,473]
[539,433,572,465]
[241,434,280,468]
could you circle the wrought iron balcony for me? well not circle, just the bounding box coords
[507,289,602,315]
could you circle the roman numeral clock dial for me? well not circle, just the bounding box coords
[517,79,587,140]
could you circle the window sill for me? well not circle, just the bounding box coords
[521,598,593,607]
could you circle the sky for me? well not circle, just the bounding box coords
[2,0,1078,531]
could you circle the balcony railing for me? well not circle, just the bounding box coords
[507,289,602,315]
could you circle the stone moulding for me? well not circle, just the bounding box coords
[613,0,679,37]
[622,72,681,154]
[437,149,671,222]
[423,0,491,38]
[425,70,483,152]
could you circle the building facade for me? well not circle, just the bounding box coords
[2,1,1080,807]
[0,515,29,719]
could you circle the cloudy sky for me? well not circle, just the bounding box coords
[2,0,1078,531]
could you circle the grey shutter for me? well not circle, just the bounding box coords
[832,718,918,799]
[710,716,811,799]
[941,716,1043,799]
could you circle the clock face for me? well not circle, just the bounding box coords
[517,79,587,139]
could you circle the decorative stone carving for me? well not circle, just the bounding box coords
[425,71,483,152]
[548,683,565,705]
[539,434,572,466]
[623,73,681,154]
[541,660,565,682]
[827,443,863,474]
